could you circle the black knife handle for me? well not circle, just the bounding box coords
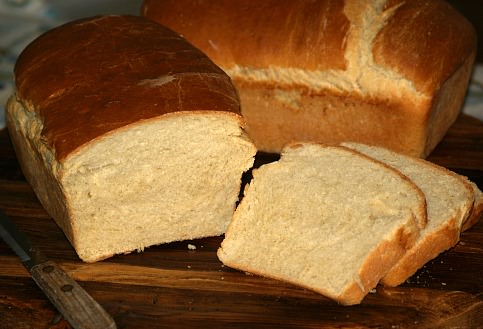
[30,260,116,329]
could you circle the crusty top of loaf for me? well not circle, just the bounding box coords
[143,0,476,95]
[143,0,350,71]
[372,0,477,94]
[13,15,241,160]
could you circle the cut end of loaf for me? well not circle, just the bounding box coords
[61,112,256,262]
[7,95,256,262]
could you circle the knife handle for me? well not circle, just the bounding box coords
[30,260,116,329]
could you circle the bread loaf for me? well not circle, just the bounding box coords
[342,142,477,286]
[142,0,477,157]
[6,15,257,262]
[218,143,426,305]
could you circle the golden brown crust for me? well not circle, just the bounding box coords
[236,79,428,156]
[14,15,240,161]
[351,225,417,304]
[381,219,460,287]
[373,0,477,95]
[423,53,476,156]
[144,0,476,96]
[143,0,349,71]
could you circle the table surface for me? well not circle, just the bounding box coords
[0,115,483,328]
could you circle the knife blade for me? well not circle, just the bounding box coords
[0,209,116,329]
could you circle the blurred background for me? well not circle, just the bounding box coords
[446,0,483,121]
[446,1,483,63]
[0,0,481,128]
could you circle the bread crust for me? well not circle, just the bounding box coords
[233,79,428,155]
[144,0,350,71]
[373,0,477,95]
[381,219,460,286]
[143,0,477,157]
[381,157,473,287]
[13,15,241,161]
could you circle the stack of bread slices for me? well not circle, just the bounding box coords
[217,142,483,305]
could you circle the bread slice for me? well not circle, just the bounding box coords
[217,143,425,305]
[342,142,475,286]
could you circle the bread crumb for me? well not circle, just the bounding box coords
[369,288,377,294]
[187,244,197,250]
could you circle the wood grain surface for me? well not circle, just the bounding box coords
[0,115,482,329]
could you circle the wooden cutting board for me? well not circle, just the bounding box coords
[0,115,482,329]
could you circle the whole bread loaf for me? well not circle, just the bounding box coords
[218,143,426,305]
[142,0,477,157]
[6,15,257,262]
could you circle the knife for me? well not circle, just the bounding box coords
[0,209,116,329]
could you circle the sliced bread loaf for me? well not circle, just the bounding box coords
[342,142,475,286]
[6,16,257,262]
[217,143,425,305]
